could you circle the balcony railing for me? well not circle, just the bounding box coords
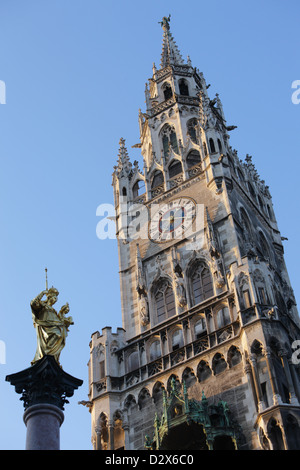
[94,320,241,395]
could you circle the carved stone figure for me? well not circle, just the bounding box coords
[173,271,187,308]
[30,287,74,365]
[139,293,149,326]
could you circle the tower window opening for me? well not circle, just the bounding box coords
[257,231,270,260]
[191,264,214,306]
[99,360,105,379]
[179,79,189,96]
[170,131,178,153]
[242,289,252,309]
[194,318,206,339]
[267,204,273,221]
[240,208,252,238]
[161,124,179,157]
[171,329,184,351]
[151,171,164,189]
[216,307,231,329]
[209,138,216,154]
[248,182,256,200]
[133,180,145,199]
[154,279,176,324]
[163,83,173,101]
[149,340,161,362]
[127,351,139,373]
[237,168,245,182]
[186,150,201,168]
[258,287,268,305]
[168,160,182,178]
[187,118,198,144]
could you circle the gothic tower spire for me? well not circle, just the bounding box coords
[159,15,185,68]
[89,17,300,452]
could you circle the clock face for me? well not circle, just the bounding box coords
[149,197,196,243]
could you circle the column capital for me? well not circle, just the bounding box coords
[6,355,83,411]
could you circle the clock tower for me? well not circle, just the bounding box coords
[87,17,300,450]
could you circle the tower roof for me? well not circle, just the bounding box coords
[159,15,185,68]
[114,138,132,179]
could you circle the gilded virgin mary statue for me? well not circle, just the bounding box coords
[30,286,74,366]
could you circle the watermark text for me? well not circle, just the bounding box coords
[0,340,6,364]
[0,80,6,104]
[291,80,300,105]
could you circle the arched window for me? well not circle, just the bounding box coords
[132,180,145,199]
[171,329,184,351]
[151,170,164,189]
[127,351,139,373]
[257,231,270,259]
[190,263,214,306]
[240,278,252,309]
[227,156,236,174]
[170,130,178,153]
[186,150,201,168]
[197,360,212,382]
[227,345,242,367]
[209,138,216,154]
[258,195,264,213]
[216,307,231,328]
[266,204,273,220]
[240,208,252,238]
[217,138,223,153]
[248,182,256,200]
[149,340,161,362]
[179,79,189,96]
[168,159,182,178]
[163,83,173,100]
[187,118,198,143]
[267,419,285,450]
[161,124,179,157]
[237,168,245,182]
[154,279,176,324]
[194,318,206,338]
[212,352,227,375]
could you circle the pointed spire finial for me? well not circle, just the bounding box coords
[159,15,185,68]
[115,138,132,178]
[45,268,48,291]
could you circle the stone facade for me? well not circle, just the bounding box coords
[87,17,300,450]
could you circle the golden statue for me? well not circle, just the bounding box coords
[30,275,74,366]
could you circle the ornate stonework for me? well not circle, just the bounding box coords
[88,17,300,451]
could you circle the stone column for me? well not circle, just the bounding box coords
[279,349,299,405]
[6,355,83,450]
[290,363,300,401]
[249,354,265,412]
[23,403,64,450]
[123,422,130,450]
[95,426,102,450]
[108,421,114,450]
[264,347,282,406]
[244,361,258,410]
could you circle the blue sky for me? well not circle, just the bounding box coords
[0,0,299,450]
